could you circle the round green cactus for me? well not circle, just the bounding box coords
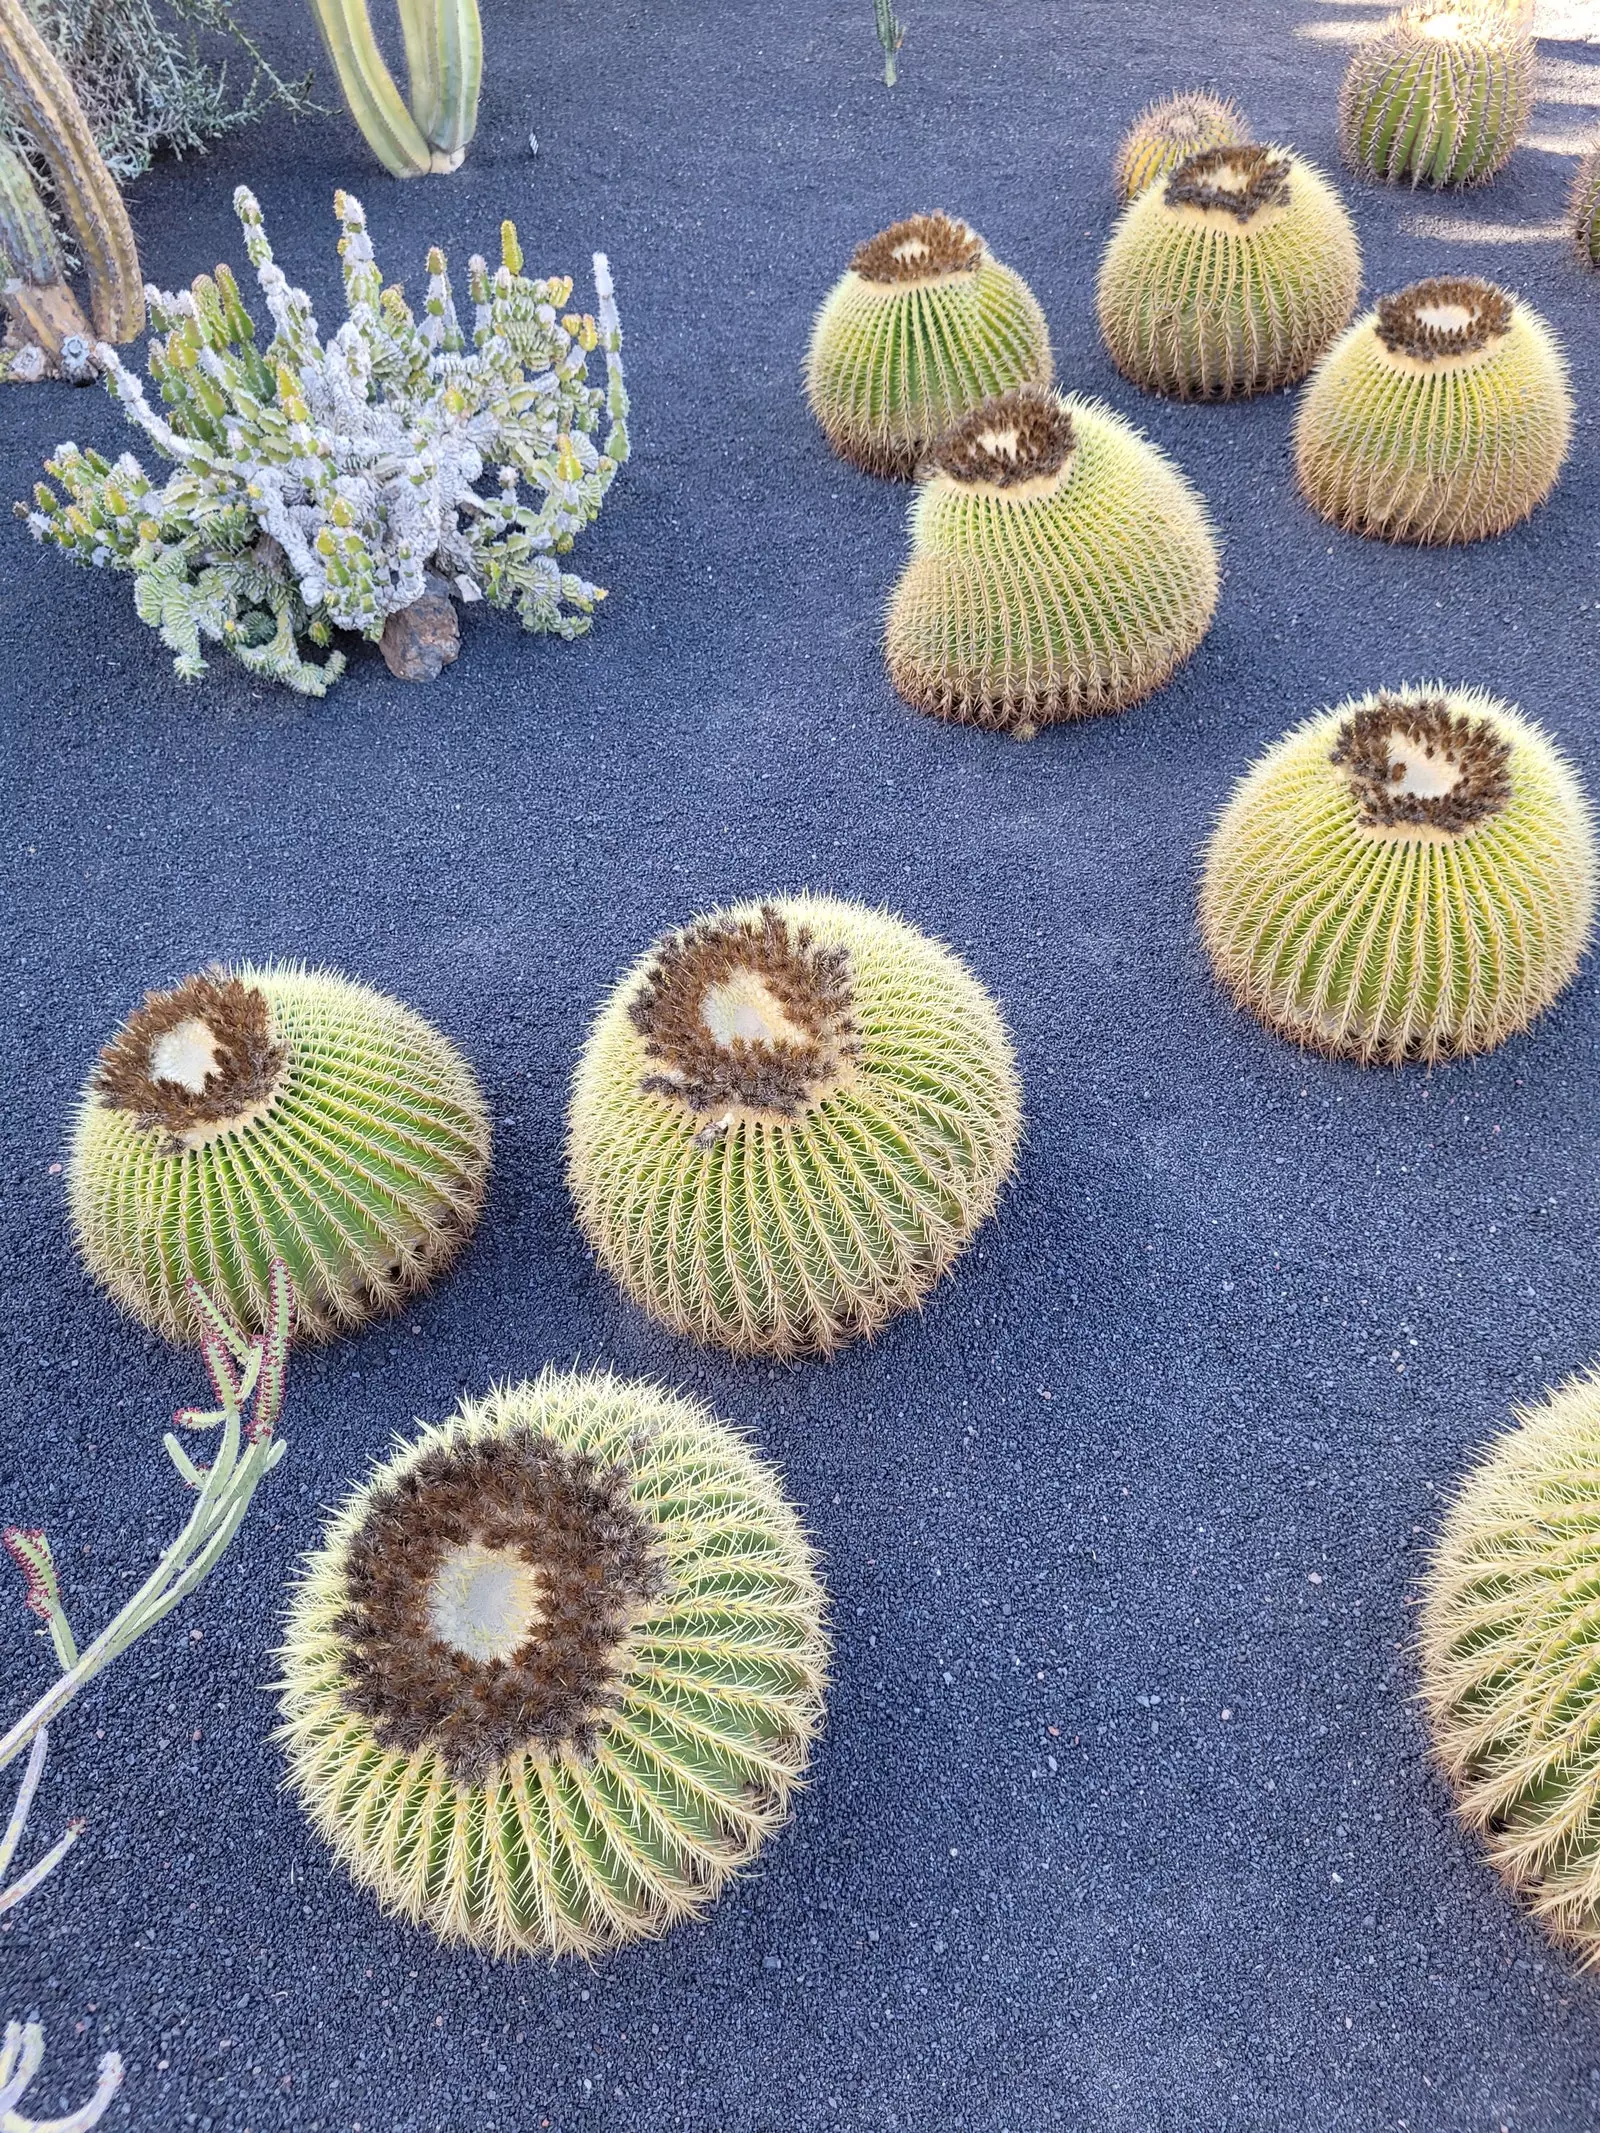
[70,963,490,1344]
[1096,144,1360,399]
[1570,139,1600,269]
[1339,3,1533,189]
[567,897,1021,1357]
[883,384,1220,732]
[1112,90,1249,203]
[277,1368,829,1959]
[1199,683,1596,1065]
[1295,276,1572,546]
[1420,1368,1600,1961]
[804,212,1052,478]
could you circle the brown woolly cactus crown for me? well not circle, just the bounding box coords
[333,1426,666,1782]
[851,212,984,284]
[1329,694,1513,832]
[1375,275,1512,362]
[629,904,860,1118]
[933,386,1077,490]
[1165,144,1292,220]
[93,969,287,1142]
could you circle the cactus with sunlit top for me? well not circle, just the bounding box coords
[1113,90,1248,202]
[1339,3,1532,188]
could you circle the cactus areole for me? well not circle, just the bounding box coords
[1165,144,1291,221]
[94,971,288,1148]
[851,212,983,282]
[1330,695,1512,833]
[1374,276,1511,363]
[933,388,1077,493]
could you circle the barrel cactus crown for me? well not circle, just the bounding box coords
[1571,140,1600,269]
[1096,144,1360,398]
[1295,276,1572,546]
[1339,3,1533,189]
[804,212,1052,478]
[1420,1369,1600,1962]
[1112,90,1249,202]
[883,384,1220,732]
[70,964,489,1344]
[277,1369,829,1958]
[1199,684,1596,1065]
[568,896,1021,1357]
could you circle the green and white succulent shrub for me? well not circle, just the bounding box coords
[21,185,630,694]
[277,1368,829,1958]
[1338,3,1533,190]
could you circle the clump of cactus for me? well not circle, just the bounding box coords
[1097,144,1361,399]
[1570,138,1600,269]
[69,963,490,1344]
[1339,2,1532,189]
[308,0,480,177]
[805,212,1052,479]
[1,1265,292,2128]
[1295,276,1571,546]
[1199,683,1596,1065]
[884,383,1220,732]
[21,185,629,694]
[568,897,1021,1357]
[276,1368,829,1958]
[1420,1367,1600,1962]
[1112,89,1248,202]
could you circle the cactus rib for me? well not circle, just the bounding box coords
[305,0,434,176]
[398,0,482,159]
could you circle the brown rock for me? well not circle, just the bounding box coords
[379,587,460,682]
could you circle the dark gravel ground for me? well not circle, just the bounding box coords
[3,1,1599,2127]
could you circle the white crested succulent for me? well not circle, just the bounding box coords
[21,186,629,694]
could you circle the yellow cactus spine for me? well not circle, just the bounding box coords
[884,384,1220,732]
[568,897,1021,1357]
[1338,3,1533,189]
[804,213,1053,478]
[1199,683,1597,1065]
[1096,144,1360,399]
[1294,276,1572,546]
[1420,1368,1600,1963]
[0,0,142,342]
[276,1370,829,1958]
[1112,90,1248,202]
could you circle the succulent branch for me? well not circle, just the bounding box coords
[308,0,481,176]
[0,2008,121,2133]
[873,0,905,86]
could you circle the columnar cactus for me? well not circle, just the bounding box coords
[805,213,1052,478]
[22,187,629,694]
[277,1369,829,1958]
[1096,145,1360,398]
[308,0,482,176]
[1421,1368,1600,1960]
[1571,140,1600,269]
[1112,90,1249,202]
[884,384,1220,731]
[1339,3,1533,189]
[1295,276,1572,545]
[1199,684,1596,1064]
[568,897,1021,1356]
[69,965,490,1344]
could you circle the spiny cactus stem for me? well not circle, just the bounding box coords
[874,0,905,85]
[397,0,482,157]
[305,0,435,177]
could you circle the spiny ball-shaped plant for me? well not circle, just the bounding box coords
[883,385,1220,732]
[1295,277,1572,546]
[1096,144,1361,398]
[1338,3,1533,189]
[1113,90,1249,203]
[1420,1368,1600,1962]
[568,897,1021,1357]
[277,1369,828,1958]
[70,964,489,1344]
[1199,684,1596,1065]
[1571,140,1600,270]
[804,212,1052,479]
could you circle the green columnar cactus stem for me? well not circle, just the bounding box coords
[0,0,141,341]
[277,1369,829,1958]
[308,0,481,176]
[1112,90,1249,202]
[1097,145,1360,400]
[1294,277,1571,546]
[1199,684,1596,1064]
[884,384,1220,731]
[805,213,1052,478]
[1339,3,1533,189]
[874,0,905,86]
[569,898,1021,1357]
[1570,140,1600,269]
[69,965,490,1345]
[0,131,95,379]
[0,135,58,284]
[1421,1368,1600,1963]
